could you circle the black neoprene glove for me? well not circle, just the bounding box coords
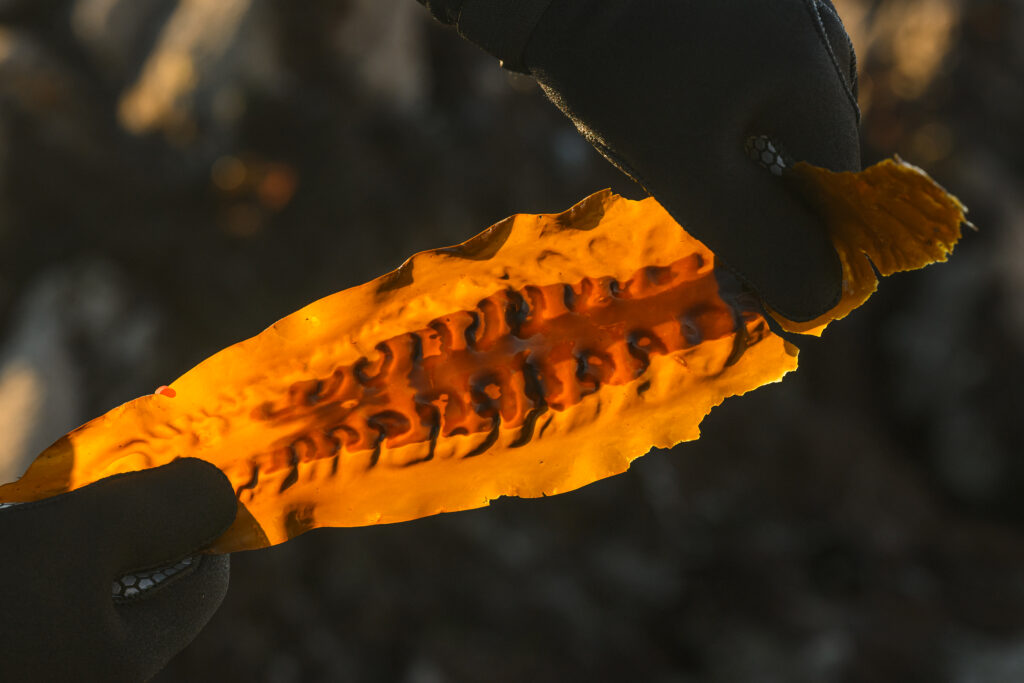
[0,458,237,681]
[420,0,861,322]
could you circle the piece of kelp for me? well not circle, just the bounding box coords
[774,158,967,335]
[0,158,966,553]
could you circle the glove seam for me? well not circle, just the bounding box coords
[816,2,860,99]
[804,0,861,124]
[811,1,860,98]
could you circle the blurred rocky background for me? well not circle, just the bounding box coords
[0,0,1022,680]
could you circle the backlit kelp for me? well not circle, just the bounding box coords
[0,158,967,553]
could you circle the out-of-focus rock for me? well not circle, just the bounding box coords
[0,261,161,484]
[0,270,84,483]
[884,247,1002,502]
[71,0,172,86]
[880,149,1024,507]
[0,105,9,242]
[963,152,1024,348]
[333,0,430,115]
[0,0,61,17]
[118,0,281,149]
[873,0,959,100]
[952,633,1024,683]
[0,27,102,156]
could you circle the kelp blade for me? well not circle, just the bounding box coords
[0,158,966,553]
[0,190,797,552]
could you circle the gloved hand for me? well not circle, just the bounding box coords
[421,0,861,322]
[0,457,237,681]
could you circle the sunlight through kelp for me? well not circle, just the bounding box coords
[773,158,967,335]
[0,158,966,553]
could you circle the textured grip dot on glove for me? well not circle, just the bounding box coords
[112,556,197,601]
[745,136,790,176]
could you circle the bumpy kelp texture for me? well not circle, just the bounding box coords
[0,158,966,553]
[0,191,796,552]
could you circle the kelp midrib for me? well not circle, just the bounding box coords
[245,251,765,489]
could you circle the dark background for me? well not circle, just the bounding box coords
[0,0,1022,680]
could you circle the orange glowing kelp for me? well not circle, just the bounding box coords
[776,158,967,335]
[0,190,796,552]
[0,158,967,553]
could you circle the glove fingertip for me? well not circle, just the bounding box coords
[66,457,237,571]
[165,458,238,531]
